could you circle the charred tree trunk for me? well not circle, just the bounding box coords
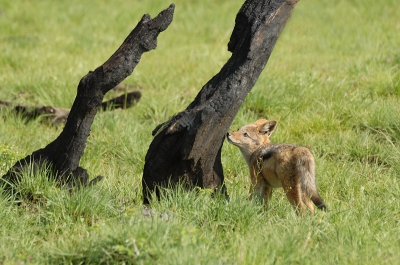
[1,5,175,189]
[142,0,299,203]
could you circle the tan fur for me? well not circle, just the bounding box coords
[227,119,326,214]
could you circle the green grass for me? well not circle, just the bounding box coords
[0,0,399,264]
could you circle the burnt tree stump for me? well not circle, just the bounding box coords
[1,5,175,189]
[142,0,299,204]
[0,90,141,124]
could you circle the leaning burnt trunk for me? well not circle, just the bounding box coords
[1,5,175,189]
[143,0,299,203]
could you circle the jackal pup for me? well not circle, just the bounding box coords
[227,119,326,213]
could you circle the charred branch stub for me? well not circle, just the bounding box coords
[143,0,299,204]
[1,4,175,190]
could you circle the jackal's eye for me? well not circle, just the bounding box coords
[243,133,249,137]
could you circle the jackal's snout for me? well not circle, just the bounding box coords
[226,132,232,144]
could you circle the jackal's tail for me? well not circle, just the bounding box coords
[311,191,327,211]
[298,154,327,211]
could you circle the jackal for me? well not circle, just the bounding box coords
[227,119,326,214]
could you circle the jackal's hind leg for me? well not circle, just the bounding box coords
[302,192,315,214]
[284,184,307,215]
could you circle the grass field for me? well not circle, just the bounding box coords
[0,0,399,264]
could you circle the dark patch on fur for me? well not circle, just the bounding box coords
[259,145,277,161]
[261,150,274,160]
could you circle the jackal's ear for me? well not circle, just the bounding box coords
[258,120,277,136]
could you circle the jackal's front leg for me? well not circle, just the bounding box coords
[264,186,273,205]
[249,182,272,206]
[249,165,269,204]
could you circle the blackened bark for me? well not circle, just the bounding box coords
[1,5,174,189]
[142,0,299,204]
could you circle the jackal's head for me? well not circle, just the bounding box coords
[226,119,277,164]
